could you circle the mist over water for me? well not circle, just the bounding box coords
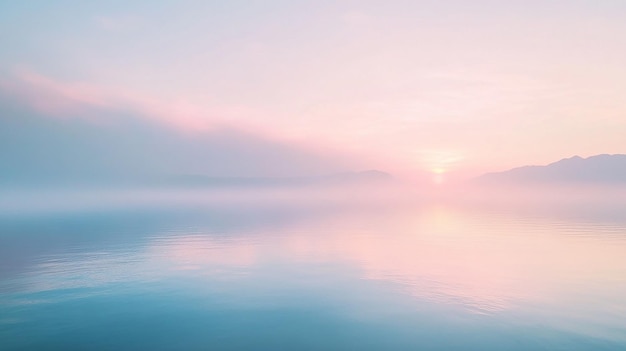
[1,184,625,350]
[3,1,626,348]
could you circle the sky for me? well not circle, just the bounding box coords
[1,0,626,182]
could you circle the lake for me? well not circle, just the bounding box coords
[1,188,625,350]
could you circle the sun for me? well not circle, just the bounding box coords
[432,168,446,185]
[416,149,464,186]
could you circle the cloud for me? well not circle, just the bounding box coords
[3,69,245,132]
[0,73,366,184]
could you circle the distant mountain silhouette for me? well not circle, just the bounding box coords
[476,154,626,184]
[162,170,392,188]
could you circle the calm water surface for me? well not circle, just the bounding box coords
[1,194,626,350]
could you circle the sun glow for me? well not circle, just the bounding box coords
[432,168,446,185]
[417,150,463,185]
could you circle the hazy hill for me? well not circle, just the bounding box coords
[476,154,626,184]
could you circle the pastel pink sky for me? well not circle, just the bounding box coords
[1,1,626,180]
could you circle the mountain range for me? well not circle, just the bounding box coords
[476,154,626,184]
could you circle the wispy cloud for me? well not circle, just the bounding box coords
[3,69,258,132]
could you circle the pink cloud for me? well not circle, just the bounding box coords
[3,69,262,132]
[0,69,375,177]
[0,70,436,181]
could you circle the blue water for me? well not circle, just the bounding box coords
[1,194,626,350]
